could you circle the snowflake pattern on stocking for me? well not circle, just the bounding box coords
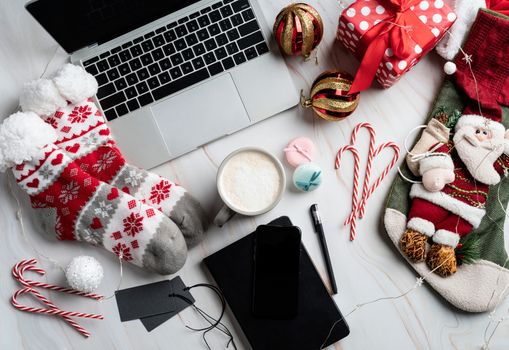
[68,105,92,124]
[80,228,102,245]
[82,132,100,147]
[39,165,54,180]
[112,242,133,261]
[149,180,172,205]
[92,150,116,172]
[94,200,114,219]
[125,169,144,187]
[59,181,80,204]
[123,212,144,237]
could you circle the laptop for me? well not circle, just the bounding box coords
[26,0,299,169]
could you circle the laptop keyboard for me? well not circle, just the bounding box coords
[82,0,268,121]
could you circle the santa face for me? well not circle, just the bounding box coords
[453,124,504,185]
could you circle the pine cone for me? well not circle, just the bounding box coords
[426,244,457,277]
[400,229,428,262]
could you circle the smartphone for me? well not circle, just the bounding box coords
[252,224,301,319]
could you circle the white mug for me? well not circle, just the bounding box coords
[213,147,286,226]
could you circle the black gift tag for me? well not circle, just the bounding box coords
[140,277,195,331]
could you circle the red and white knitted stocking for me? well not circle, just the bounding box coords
[20,64,208,246]
[0,112,187,275]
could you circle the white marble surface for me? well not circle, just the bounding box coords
[0,0,508,349]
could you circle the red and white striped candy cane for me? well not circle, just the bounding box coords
[335,144,361,240]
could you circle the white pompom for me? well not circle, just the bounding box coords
[65,256,104,293]
[444,61,457,75]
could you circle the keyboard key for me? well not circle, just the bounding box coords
[133,36,144,44]
[136,68,149,81]
[101,91,126,110]
[256,42,269,55]
[114,78,128,90]
[175,38,187,51]
[152,48,164,61]
[136,81,149,94]
[138,92,154,106]
[83,57,99,66]
[242,8,255,21]
[185,33,198,46]
[148,62,161,76]
[182,48,194,61]
[237,31,264,50]
[204,38,217,51]
[200,6,212,14]
[158,71,171,84]
[245,46,257,60]
[209,10,221,23]
[153,68,210,100]
[208,23,221,36]
[169,66,183,79]
[212,2,222,9]
[222,57,235,70]
[118,63,131,75]
[190,11,200,19]
[186,20,199,32]
[96,73,108,86]
[155,26,166,34]
[130,45,143,57]
[115,103,129,117]
[164,30,176,42]
[215,47,227,60]
[238,20,259,36]
[99,52,110,59]
[226,42,239,55]
[167,22,177,29]
[175,25,188,37]
[230,13,243,26]
[144,31,155,39]
[108,54,120,67]
[147,76,160,89]
[198,15,210,28]
[127,99,140,112]
[85,64,98,76]
[97,82,116,99]
[129,58,142,71]
[233,52,246,65]
[122,41,133,49]
[152,35,165,47]
[219,18,232,31]
[125,86,138,98]
[193,43,206,56]
[111,46,122,54]
[208,62,224,76]
[125,87,137,99]
[192,56,205,69]
[97,60,109,72]
[220,5,233,17]
[178,16,189,24]
[170,53,183,66]
[104,108,117,121]
[197,28,210,41]
[140,53,153,65]
[107,68,120,81]
[163,43,176,56]
[204,52,216,64]
[181,62,194,74]
[216,33,228,46]
[142,40,154,52]
[119,50,132,62]
[224,0,235,3]
[232,0,249,12]
[159,58,172,70]
[227,28,240,41]
[126,73,139,85]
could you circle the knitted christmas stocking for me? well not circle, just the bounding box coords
[20,64,208,247]
[0,112,187,275]
[384,9,509,312]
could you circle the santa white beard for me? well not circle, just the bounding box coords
[453,125,505,185]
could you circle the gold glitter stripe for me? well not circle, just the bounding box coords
[295,8,314,57]
[314,109,346,122]
[312,98,358,112]
[310,77,352,96]
[281,13,295,55]
[300,4,323,38]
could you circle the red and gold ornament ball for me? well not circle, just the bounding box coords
[301,70,360,121]
[273,3,324,59]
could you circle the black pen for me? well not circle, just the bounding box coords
[310,204,338,295]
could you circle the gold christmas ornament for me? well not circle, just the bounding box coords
[300,70,360,121]
[273,3,324,58]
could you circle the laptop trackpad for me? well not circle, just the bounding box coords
[151,74,250,157]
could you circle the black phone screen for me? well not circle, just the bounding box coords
[252,225,301,319]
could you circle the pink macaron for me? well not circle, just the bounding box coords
[284,137,316,167]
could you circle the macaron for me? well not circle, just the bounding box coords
[293,162,323,192]
[284,137,316,167]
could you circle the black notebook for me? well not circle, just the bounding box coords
[204,216,349,350]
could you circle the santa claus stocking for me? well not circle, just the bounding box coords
[0,112,187,275]
[20,64,208,247]
[384,8,509,312]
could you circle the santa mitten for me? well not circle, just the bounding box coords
[384,8,509,312]
[0,112,187,275]
[20,64,208,247]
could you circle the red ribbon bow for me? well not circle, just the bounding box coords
[349,0,436,93]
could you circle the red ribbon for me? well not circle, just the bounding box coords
[486,0,509,16]
[348,0,436,93]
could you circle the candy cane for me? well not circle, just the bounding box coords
[335,145,361,240]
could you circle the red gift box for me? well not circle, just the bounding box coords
[337,0,456,92]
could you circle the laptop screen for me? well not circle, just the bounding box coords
[26,0,201,53]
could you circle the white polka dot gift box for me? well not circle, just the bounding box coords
[337,0,456,92]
